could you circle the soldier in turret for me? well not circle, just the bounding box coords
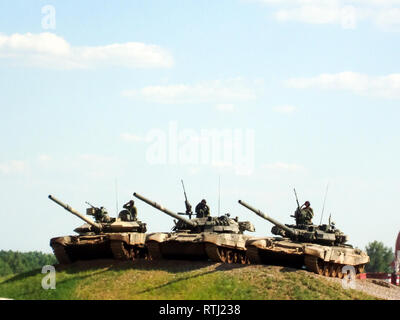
[94,206,112,223]
[195,199,210,218]
[295,201,314,225]
[120,200,138,221]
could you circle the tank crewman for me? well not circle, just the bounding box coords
[295,201,314,225]
[94,206,112,223]
[195,199,210,218]
[121,200,138,221]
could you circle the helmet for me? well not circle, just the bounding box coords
[304,201,310,207]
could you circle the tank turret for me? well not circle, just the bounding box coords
[135,192,254,234]
[238,200,347,246]
[49,194,147,235]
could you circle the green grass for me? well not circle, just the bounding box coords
[0,260,376,300]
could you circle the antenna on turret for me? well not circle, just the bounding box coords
[181,179,192,219]
[319,183,329,225]
[292,188,301,225]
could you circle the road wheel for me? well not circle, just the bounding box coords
[323,264,330,277]
[336,265,344,279]
[329,264,337,278]
[239,253,247,264]
[233,252,239,264]
[218,248,227,263]
[226,250,234,264]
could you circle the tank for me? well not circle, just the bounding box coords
[49,195,148,264]
[134,192,255,264]
[238,200,369,278]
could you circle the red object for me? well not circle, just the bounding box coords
[392,273,400,286]
[357,273,367,280]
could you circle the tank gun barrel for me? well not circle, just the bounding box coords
[134,192,197,227]
[48,195,102,231]
[238,200,295,236]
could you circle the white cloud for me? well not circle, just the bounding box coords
[0,160,27,174]
[275,5,361,29]
[252,0,400,30]
[286,72,400,98]
[122,78,257,104]
[0,32,174,69]
[273,105,296,114]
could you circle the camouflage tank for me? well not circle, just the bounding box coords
[49,195,148,264]
[133,192,255,264]
[238,200,369,278]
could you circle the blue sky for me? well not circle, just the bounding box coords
[0,0,399,253]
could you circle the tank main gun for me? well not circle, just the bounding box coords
[48,195,102,231]
[238,200,296,236]
[133,192,197,227]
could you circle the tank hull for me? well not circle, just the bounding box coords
[50,232,147,264]
[246,237,369,278]
[145,232,252,264]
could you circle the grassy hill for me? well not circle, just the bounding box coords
[0,259,377,300]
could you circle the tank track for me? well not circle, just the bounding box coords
[110,240,148,261]
[205,243,250,264]
[146,241,163,260]
[110,241,132,260]
[204,243,222,262]
[51,244,71,264]
[304,255,366,278]
[246,246,261,264]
